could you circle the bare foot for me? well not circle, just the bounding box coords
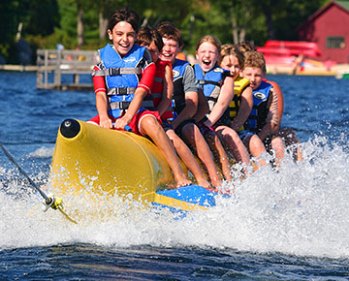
[223,167,232,181]
[208,172,222,188]
[197,179,212,189]
[175,177,192,188]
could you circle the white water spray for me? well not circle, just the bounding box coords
[1,139,349,259]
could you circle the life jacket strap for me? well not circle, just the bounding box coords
[152,93,162,99]
[110,101,131,110]
[109,100,154,110]
[107,87,136,96]
[154,77,163,83]
[198,79,221,87]
[207,96,218,102]
[92,67,142,76]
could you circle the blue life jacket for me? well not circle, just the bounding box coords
[193,63,230,124]
[193,64,226,99]
[246,80,273,132]
[93,44,146,118]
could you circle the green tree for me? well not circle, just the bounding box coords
[0,1,20,60]
[0,0,60,63]
[0,0,332,63]
[272,0,328,40]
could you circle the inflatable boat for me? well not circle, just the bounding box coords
[49,119,218,213]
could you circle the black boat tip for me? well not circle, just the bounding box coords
[60,119,81,138]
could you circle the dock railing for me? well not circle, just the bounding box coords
[36,49,97,90]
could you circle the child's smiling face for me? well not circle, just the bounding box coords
[221,54,241,79]
[196,42,219,72]
[108,21,136,56]
[159,37,180,62]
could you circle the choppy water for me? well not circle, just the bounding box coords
[1,71,349,280]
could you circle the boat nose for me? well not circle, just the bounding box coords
[60,119,81,138]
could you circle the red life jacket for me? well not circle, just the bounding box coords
[152,59,173,120]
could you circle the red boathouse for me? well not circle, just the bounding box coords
[298,0,349,63]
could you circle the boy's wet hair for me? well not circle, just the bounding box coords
[243,51,266,73]
[156,22,184,48]
[107,7,140,34]
[136,26,164,51]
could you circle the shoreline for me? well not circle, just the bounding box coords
[267,63,349,77]
[1,63,348,78]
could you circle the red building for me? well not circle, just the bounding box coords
[298,0,349,63]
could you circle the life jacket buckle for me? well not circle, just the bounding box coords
[109,68,121,76]
[108,88,134,96]
[119,101,130,109]
[110,101,130,110]
[117,88,129,95]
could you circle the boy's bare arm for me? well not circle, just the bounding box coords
[172,91,198,129]
[193,91,209,123]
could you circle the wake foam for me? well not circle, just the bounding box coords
[1,137,348,259]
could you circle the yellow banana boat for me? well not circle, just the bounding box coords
[49,119,217,212]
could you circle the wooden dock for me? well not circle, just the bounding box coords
[36,49,97,90]
[0,64,38,71]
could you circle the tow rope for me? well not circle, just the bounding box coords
[0,143,77,224]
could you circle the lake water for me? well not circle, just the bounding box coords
[1,71,349,280]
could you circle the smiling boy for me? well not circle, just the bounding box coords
[242,51,285,166]
[156,22,223,187]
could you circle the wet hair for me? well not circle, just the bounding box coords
[196,35,221,55]
[230,46,245,69]
[156,22,184,48]
[219,44,244,69]
[243,51,266,73]
[220,44,234,58]
[236,41,256,55]
[136,26,164,51]
[107,7,140,34]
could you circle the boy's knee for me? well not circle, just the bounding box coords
[141,115,158,127]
